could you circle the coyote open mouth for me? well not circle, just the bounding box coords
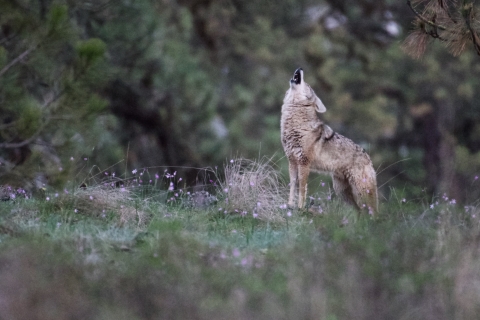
[291,67,302,85]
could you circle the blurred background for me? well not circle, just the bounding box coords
[1,0,479,203]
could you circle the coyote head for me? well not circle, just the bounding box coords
[285,68,326,113]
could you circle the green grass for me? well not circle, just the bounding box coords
[1,163,480,319]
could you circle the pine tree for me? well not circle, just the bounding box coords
[1,2,108,188]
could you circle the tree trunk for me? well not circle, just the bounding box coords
[420,99,462,202]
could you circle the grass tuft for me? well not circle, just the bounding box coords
[75,186,150,226]
[219,158,287,222]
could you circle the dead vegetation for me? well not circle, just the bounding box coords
[219,158,288,222]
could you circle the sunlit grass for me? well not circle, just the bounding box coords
[0,159,480,319]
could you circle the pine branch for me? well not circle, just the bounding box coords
[407,0,448,31]
[463,1,480,55]
[438,0,459,23]
[0,47,96,150]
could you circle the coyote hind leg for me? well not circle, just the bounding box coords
[332,175,361,211]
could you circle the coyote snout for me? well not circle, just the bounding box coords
[281,68,378,215]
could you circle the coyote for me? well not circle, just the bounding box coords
[281,68,378,215]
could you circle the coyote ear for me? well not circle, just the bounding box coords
[315,96,326,113]
[323,124,334,140]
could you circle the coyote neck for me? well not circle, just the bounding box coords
[282,99,316,108]
[281,103,324,166]
[281,103,319,124]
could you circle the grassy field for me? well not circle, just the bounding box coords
[0,160,479,320]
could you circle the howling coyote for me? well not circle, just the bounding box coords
[281,68,378,215]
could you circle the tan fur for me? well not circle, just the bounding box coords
[281,68,378,215]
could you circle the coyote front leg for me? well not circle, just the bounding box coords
[297,165,310,209]
[288,161,298,208]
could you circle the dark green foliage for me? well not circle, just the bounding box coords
[0,1,119,189]
[76,38,107,66]
[1,0,479,204]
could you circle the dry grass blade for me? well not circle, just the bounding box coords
[220,158,287,222]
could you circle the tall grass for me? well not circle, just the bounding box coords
[219,158,287,222]
[0,158,479,319]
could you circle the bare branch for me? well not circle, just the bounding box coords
[0,46,37,78]
[0,120,50,149]
[0,121,17,130]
